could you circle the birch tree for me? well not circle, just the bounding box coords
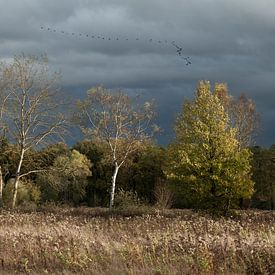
[0,55,67,208]
[75,86,157,209]
[214,83,260,148]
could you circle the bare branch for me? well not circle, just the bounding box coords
[18,169,48,179]
[74,86,157,209]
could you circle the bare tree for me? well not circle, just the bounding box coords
[153,178,173,209]
[214,83,260,148]
[0,54,67,208]
[75,86,157,209]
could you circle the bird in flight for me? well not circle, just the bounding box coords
[40,26,191,65]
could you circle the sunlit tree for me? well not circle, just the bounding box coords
[166,81,254,213]
[0,55,67,208]
[75,86,157,209]
[38,150,92,204]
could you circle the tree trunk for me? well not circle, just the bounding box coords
[224,197,231,215]
[0,166,3,208]
[12,148,24,209]
[109,164,119,210]
[239,197,244,209]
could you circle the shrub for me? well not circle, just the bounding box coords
[114,189,142,210]
[153,178,173,209]
[3,178,41,208]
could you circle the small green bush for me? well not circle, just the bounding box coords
[114,189,142,210]
[3,178,41,208]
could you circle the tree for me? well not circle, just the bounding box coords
[166,81,254,213]
[34,142,70,169]
[214,83,260,148]
[0,138,8,208]
[0,67,9,207]
[0,55,67,208]
[3,178,41,208]
[75,86,157,209]
[38,150,92,204]
[124,143,166,203]
[73,139,111,206]
[251,145,275,210]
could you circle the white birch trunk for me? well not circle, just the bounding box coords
[12,148,25,209]
[109,163,119,209]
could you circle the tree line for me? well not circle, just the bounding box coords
[0,55,273,212]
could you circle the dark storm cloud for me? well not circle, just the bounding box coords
[0,0,274,146]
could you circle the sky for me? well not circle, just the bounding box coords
[0,0,274,147]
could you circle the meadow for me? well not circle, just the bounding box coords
[0,207,274,274]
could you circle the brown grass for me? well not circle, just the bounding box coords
[0,207,274,274]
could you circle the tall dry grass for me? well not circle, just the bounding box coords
[0,207,274,274]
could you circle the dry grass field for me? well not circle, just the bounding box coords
[0,207,274,274]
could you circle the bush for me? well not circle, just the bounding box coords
[3,178,41,208]
[114,189,142,210]
[153,178,174,209]
[36,150,92,205]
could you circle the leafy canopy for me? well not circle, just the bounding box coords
[166,81,254,211]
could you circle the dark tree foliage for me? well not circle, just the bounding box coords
[73,140,112,206]
[121,144,166,203]
[73,140,166,206]
[251,145,275,210]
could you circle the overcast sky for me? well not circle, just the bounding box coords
[0,0,274,146]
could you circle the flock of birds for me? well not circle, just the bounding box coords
[40,26,191,65]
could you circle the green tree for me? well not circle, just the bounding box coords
[73,140,166,207]
[3,178,41,208]
[73,139,111,206]
[0,138,42,207]
[166,81,254,213]
[38,150,92,204]
[0,137,9,207]
[251,145,275,209]
[123,143,166,203]
[35,142,70,169]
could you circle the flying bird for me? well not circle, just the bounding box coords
[183,57,191,65]
[40,26,191,65]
